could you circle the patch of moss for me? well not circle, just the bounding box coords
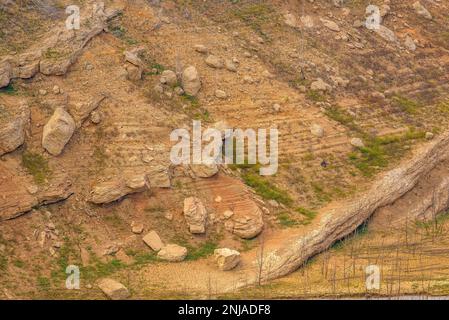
[392,95,422,114]
[21,152,51,184]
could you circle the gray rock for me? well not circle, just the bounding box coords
[181,66,201,96]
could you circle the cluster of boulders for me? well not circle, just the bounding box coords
[142,230,187,262]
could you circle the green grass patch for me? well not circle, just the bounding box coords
[186,241,218,261]
[349,129,425,177]
[324,106,362,133]
[242,172,293,206]
[22,152,51,184]
[392,95,422,114]
[37,276,51,291]
[296,207,318,224]
[306,90,326,102]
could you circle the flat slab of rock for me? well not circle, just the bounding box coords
[214,248,240,271]
[157,244,187,262]
[143,230,164,251]
[42,107,75,156]
[97,278,130,300]
[89,174,149,204]
[183,197,208,234]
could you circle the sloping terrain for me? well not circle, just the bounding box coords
[1,0,449,299]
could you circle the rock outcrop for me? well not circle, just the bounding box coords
[89,175,149,204]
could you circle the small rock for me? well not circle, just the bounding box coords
[90,110,102,124]
[225,59,237,72]
[310,124,324,137]
[350,137,365,148]
[97,278,130,300]
[143,230,164,251]
[205,55,224,69]
[39,89,47,96]
[425,132,434,140]
[214,248,240,271]
[194,44,208,54]
[52,86,60,94]
[160,70,178,86]
[215,89,227,99]
[131,222,144,234]
[272,104,281,112]
[223,210,234,219]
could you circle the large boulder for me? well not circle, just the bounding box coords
[143,230,164,251]
[42,107,75,156]
[89,174,149,204]
[181,66,201,96]
[225,203,264,239]
[214,248,240,271]
[157,244,187,262]
[183,197,208,234]
[0,105,30,156]
[97,278,130,300]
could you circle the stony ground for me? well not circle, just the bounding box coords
[1,0,449,299]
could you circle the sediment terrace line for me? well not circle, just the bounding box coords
[254,131,449,284]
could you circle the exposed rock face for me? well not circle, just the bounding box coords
[190,163,219,178]
[42,107,75,156]
[97,278,130,300]
[146,165,171,188]
[89,175,149,204]
[214,248,240,271]
[0,166,73,221]
[181,66,201,96]
[183,197,208,234]
[0,104,30,156]
[143,230,164,251]
[157,244,188,262]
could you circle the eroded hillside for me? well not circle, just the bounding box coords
[0,0,449,299]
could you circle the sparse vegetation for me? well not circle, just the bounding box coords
[392,95,422,114]
[21,151,51,184]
